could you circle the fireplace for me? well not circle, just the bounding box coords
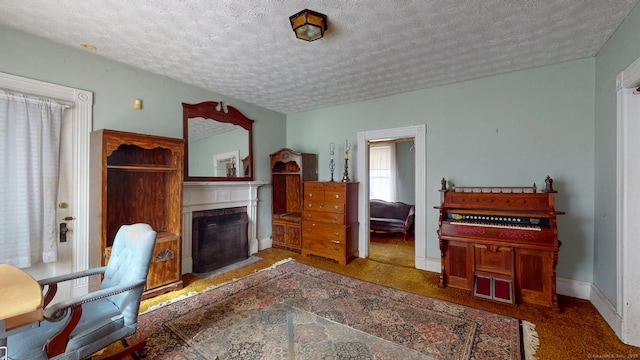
[182,181,268,275]
[191,206,249,273]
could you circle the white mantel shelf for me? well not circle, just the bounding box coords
[182,181,268,274]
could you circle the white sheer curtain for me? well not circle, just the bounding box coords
[369,142,397,201]
[0,90,65,267]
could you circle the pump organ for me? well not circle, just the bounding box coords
[435,176,564,312]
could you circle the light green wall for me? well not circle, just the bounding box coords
[6,13,636,292]
[288,59,596,283]
[593,3,640,304]
[396,141,415,204]
[0,24,286,239]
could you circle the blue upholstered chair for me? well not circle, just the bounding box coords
[7,223,157,360]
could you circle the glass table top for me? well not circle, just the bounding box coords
[201,302,434,359]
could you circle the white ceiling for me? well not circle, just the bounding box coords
[0,1,637,115]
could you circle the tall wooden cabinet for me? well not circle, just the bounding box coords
[302,182,359,265]
[270,148,317,252]
[90,129,184,299]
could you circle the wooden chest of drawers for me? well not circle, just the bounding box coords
[302,181,359,265]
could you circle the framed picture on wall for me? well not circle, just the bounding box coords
[213,150,240,177]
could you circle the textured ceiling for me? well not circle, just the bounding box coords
[0,1,637,115]
[188,116,238,142]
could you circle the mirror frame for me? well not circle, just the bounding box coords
[183,101,254,182]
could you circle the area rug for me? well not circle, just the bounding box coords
[128,260,538,359]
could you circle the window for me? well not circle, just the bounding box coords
[369,143,397,201]
[0,91,65,267]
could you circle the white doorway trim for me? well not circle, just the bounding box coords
[356,125,427,269]
[0,71,93,297]
[616,56,640,346]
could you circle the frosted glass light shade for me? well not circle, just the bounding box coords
[289,9,327,42]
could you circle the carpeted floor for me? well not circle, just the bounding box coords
[368,232,415,268]
[130,260,532,359]
[87,232,637,359]
[132,240,640,360]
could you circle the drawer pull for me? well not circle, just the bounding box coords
[334,195,340,199]
[307,214,312,218]
[333,206,339,210]
[306,241,313,246]
[333,217,338,221]
[306,228,312,232]
[333,232,341,237]
[308,203,313,207]
[331,240,340,244]
[309,193,313,197]
[333,246,340,252]
[319,205,324,209]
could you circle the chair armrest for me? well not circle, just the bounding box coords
[43,279,146,358]
[38,266,107,287]
[404,206,415,230]
[38,267,107,308]
[43,279,146,322]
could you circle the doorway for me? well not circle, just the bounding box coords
[356,125,427,270]
[0,71,93,301]
[368,139,415,267]
[616,56,640,346]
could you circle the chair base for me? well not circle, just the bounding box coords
[97,339,146,360]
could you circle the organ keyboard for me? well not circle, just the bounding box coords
[435,176,564,312]
[448,221,542,231]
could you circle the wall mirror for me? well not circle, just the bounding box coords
[183,101,254,181]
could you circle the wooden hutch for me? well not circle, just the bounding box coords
[90,129,184,299]
[270,148,317,252]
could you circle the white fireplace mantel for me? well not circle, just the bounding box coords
[182,181,268,274]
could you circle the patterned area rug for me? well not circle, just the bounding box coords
[129,260,537,359]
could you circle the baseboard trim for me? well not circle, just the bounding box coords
[590,282,623,340]
[259,237,272,251]
[556,277,590,299]
[554,279,624,341]
[422,256,441,273]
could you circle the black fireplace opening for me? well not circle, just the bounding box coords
[192,206,249,273]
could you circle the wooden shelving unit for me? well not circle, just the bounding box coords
[270,148,317,252]
[90,129,184,299]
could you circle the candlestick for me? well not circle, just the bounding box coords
[329,142,335,181]
[342,139,351,182]
[342,158,350,182]
[345,140,350,160]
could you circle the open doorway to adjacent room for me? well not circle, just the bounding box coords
[368,138,416,267]
[356,125,426,270]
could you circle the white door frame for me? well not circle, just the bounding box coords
[356,125,427,269]
[0,71,93,298]
[616,56,640,346]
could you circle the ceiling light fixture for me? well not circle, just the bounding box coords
[289,9,327,42]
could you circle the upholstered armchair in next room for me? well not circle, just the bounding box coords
[7,223,157,360]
